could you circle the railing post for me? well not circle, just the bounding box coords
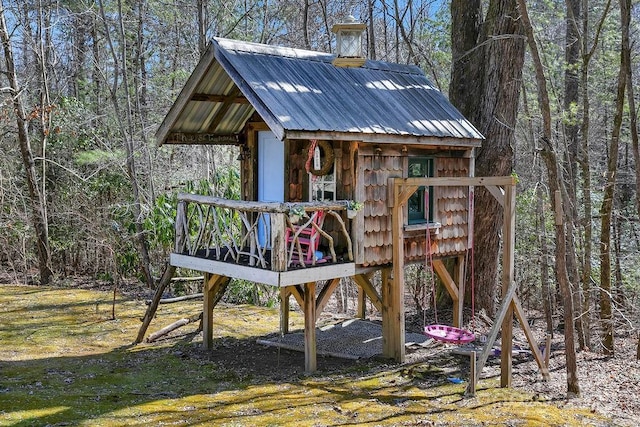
[271,212,287,272]
[175,200,187,253]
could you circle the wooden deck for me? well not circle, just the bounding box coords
[170,250,356,286]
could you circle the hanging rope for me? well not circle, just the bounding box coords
[469,188,476,330]
[424,188,438,325]
[423,186,475,345]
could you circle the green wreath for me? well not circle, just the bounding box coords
[307,140,335,176]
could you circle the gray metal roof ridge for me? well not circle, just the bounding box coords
[213,37,425,77]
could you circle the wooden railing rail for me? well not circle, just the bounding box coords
[174,194,354,272]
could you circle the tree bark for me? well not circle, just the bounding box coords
[0,4,53,285]
[98,0,155,289]
[516,0,580,396]
[578,0,612,352]
[450,0,525,314]
[599,0,630,356]
[563,0,586,352]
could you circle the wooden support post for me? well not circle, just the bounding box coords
[385,177,417,362]
[501,184,516,388]
[202,273,216,350]
[303,281,317,372]
[466,280,518,395]
[203,273,215,349]
[202,274,230,350]
[280,287,290,335]
[353,273,383,313]
[271,213,287,272]
[544,334,551,367]
[512,294,551,381]
[135,264,176,344]
[357,286,366,319]
[389,181,406,362]
[316,278,341,321]
[468,351,477,397]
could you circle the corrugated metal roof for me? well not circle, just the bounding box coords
[156,37,483,145]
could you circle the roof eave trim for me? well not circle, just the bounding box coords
[283,130,483,148]
[155,43,217,146]
[213,39,286,141]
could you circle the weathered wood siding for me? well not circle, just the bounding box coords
[404,157,471,264]
[356,146,471,267]
[242,130,472,267]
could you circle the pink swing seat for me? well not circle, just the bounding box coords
[424,324,475,344]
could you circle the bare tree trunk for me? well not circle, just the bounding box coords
[516,0,580,396]
[302,0,311,50]
[622,0,640,363]
[537,184,554,337]
[450,0,525,314]
[562,1,583,347]
[0,4,53,285]
[599,0,630,356]
[578,0,612,351]
[98,0,154,289]
[367,0,376,60]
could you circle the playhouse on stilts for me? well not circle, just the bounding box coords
[148,17,550,388]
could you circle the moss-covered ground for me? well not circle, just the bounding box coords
[0,284,610,426]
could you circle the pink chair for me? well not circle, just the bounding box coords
[285,211,326,264]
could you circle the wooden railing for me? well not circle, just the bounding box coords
[174,194,354,272]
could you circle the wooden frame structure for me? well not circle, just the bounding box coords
[145,36,553,388]
[388,176,550,387]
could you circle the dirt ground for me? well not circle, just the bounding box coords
[169,296,640,427]
[1,273,638,426]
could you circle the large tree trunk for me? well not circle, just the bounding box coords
[0,5,53,285]
[450,0,525,313]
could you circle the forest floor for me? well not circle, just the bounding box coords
[0,276,637,426]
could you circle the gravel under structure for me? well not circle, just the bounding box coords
[257,319,432,359]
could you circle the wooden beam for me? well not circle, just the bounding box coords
[466,279,518,395]
[485,185,505,207]
[202,274,230,349]
[206,87,242,133]
[500,183,516,387]
[280,287,290,334]
[283,130,482,148]
[165,132,240,145]
[512,294,551,381]
[289,285,304,308]
[432,259,459,301]
[388,180,406,362]
[303,281,317,372]
[397,176,517,187]
[352,274,383,312]
[191,93,250,103]
[316,278,341,320]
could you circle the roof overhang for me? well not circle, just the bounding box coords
[155,38,485,148]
